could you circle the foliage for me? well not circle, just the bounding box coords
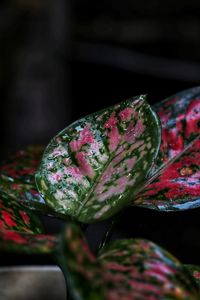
[0,87,200,299]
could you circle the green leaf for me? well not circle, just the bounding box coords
[132,87,200,211]
[36,96,161,223]
[57,223,199,300]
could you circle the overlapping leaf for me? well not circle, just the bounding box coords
[58,223,199,300]
[0,191,58,254]
[0,230,57,254]
[36,96,161,223]
[0,192,42,234]
[0,145,45,209]
[133,87,200,210]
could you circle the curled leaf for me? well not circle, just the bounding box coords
[36,96,161,223]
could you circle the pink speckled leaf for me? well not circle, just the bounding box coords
[36,96,160,223]
[57,223,199,300]
[133,87,200,211]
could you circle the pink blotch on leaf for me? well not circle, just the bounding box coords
[103,112,117,129]
[19,210,30,225]
[64,166,83,180]
[76,152,94,178]
[70,125,95,152]
[108,127,121,152]
[3,230,27,244]
[119,107,133,122]
[124,120,145,144]
[2,211,17,228]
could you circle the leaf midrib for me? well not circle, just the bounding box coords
[75,101,160,218]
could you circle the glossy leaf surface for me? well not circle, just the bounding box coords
[58,223,199,300]
[0,146,45,209]
[133,87,200,210]
[36,96,161,223]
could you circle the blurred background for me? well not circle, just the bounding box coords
[0,0,200,267]
[1,0,200,156]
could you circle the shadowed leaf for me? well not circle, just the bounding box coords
[0,230,58,254]
[0,191,57,254]
[57,223,199,300]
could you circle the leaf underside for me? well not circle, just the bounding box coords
[132,87,200,211]
[58,223,199,300]
[36,96,161,223]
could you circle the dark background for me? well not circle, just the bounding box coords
[0,0,200,266]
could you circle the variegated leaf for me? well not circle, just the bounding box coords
[0,230,57,254]
[58,223,199,300]
[153,86,200,173]
[184,265,200,290]
[0,146,45,209]
[0,191,57,254]
[132,87,200,210]
[36,96,161,223]
[0,192,43,234]
[134,139,200,210]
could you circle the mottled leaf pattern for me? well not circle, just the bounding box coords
[0,146,45,209]
[0,230,57,254]
[0,192,42,234]
[58,223,199,300]
[134,139,200,210]
[184,265,200,290]
[153,86,200,172]
[132,87,200,210]
[36,96,161,223]
[0,191,57,254]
